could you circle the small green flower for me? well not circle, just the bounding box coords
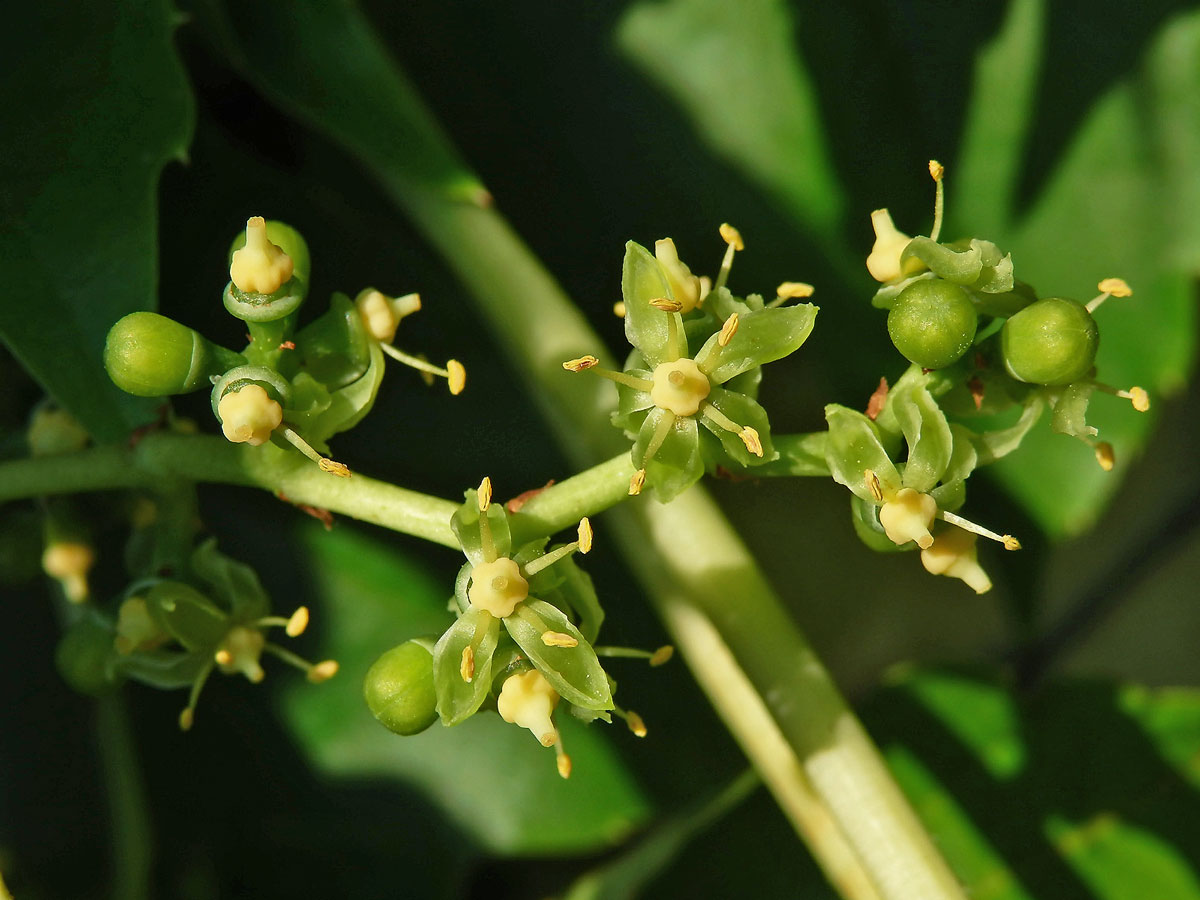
[566,230,817,501]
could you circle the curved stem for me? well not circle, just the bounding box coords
[97,694,153,900]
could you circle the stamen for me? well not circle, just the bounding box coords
[629,468,646,496]
[613,301,626,318]
[642,411,677,465]
[623,709,648,738]
[1096,382,1150,412]
[477,476,496,563]
[554,735,572,779]
[739,427,763,457]
[594,644,675,666]
[1089,278,1132,312]
[477,476,492,511]
[214,649,233,666]
[864,469,884,503]
[381,342,461,393]
[541,631,579,648]
[649,297,683,313]
[698,404,762,457]
[522,540,582,576]
[1094,441,1115,471]
[460,645,475,682]
[308,660,339,683]
[577,517,593,554]
[563,355,599,371]
[280,427,350,477]
[659,303,684,362]
[776,281,815,299]
[650,645,674,666]
[718,313,739,347]
[179,661,215,732]
[714,223,742,292]
[928,160,946,243]
[939,510,1021,550]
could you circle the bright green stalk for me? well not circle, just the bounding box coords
[200,3,967,897]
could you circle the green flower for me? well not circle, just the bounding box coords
[567,233,817,501]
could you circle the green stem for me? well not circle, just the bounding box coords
[97,693,152,900]
[510,453,635,544]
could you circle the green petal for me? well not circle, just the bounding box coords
[112,649,211,690]
[189,539,271,621]
[611,367,654,435]
[1049,382,1099,439]
[432,607,501,725]
[699,388,777,466]
[892,378,953,493]
[504,599,613,710]
[824,405,900,502]
[530,555,604,645]
[451,489,513,565]
[145,581,228,653]
[622,241,676,367]
[975,394,1046,463]
[634,409,705,502]
[901,236,983,285]
[942,424,980,486]
[694,303,816,385]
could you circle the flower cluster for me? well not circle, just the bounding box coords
[103,217,464,474]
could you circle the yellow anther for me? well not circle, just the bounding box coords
[928,159,945,181]
[318,458,351,478]
[498,669,560,747]
[739,426,763,457]
[864,469,884,503]
[308,660,340,683]
[776,281,815,299]
[557,751,573,779]
[1098,278,1132,298]
[214,649,233,665]
[230,217,294,295]
[1095,442,1115,471]
[650,296,684,313]
[1129,387,1150,412]
[563,355,599,372]
[650,645,674,666]
[629,468,646,496]
[447,360,467,395]
[541,631,579,648]
[626,711,648,738]
[178,708,195,732]
[719,222,744,251]
[613,301,627,318]
[286,607,310,637]
[218,384,282,447]
[718,312,740,347]
[460,646,475,682]
[866,209,917,283]
[1002,535,1021,551]
[478,476,493,511]
[357,290,401,343]
[578,517,593,554]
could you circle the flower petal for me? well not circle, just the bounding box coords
[694,304,816,385]
[504,599,612,710]
[432,606,501,725]
[622,241,676,367]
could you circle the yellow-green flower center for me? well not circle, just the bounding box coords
[468,557,529,618]
[651,358,710,417]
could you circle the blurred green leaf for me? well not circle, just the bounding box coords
[0,1,193,440]
[869,667,1200,899]
[616,0,846,240]
[281,524,651,856]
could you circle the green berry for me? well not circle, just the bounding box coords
[1000,297,1098,385]
[364,639,438,736]
[105,312,243,397]
[887,280,978,370]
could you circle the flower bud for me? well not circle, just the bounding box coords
[105,312,242,397]
[364,639,439,736]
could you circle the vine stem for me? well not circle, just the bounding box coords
[197,3,969,896]
[97,693,152,900]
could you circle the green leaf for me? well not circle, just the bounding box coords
[699,388,776,466]
[867,667,1200,899]
[0,1,193,440]
[621,242,676,368]
[451,489,512,566]
[693,303,817,386]
[504,599,613,711]
[432,606,500,726]
[823,405,900,502]
[616,0,845,237]
[282,524,649,856]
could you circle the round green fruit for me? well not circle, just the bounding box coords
[1000,297,1098,386]
[363,639,438,736]
[887,280,978,370]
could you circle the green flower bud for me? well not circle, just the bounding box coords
[1000,297,1098,386]
[887,280,978,370]
[364,639,439,736]
[105,312,243,397]
[56,611,120,696]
